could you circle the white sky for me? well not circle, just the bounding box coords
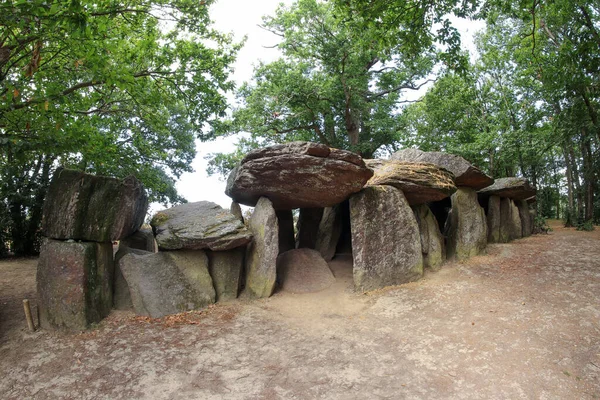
[157,0,485,214]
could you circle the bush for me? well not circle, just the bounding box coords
[575,220,595,231]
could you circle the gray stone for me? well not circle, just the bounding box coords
[225,141,373,209]
[350,185,423,292]
[114,247,151,311]
[276,248,336,293]
[509,199,523,241]
[151,201,252,251]
[315,205,343,261]
[478,177,536,200]
[41,168,148,242]
[487,196,502,243]
[296,208,324,249]
[37,238,114,330]
[365,159,457,205]
[412,204,445,271]
[119,250,215,318]
[120,228,157,253]
[447,188,487,260]
[207,248,244,302]
[244,197,279,298]
[390,149,493,190]
[517,200,532,238]
[230,201,244,222]
[276,210,295,254]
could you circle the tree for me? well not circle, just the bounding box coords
[208,0,480,175]
[0,0,240,255]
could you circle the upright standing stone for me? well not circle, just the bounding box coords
[113,247,151,310]
[296,208,324,249]
[207,248,245,302]
[244,197,279,298]
[517,200,532,237]
[315,205,343,261]
[508,199,523,240]
[350,186,423,292]
[499,198,512,243]
[412,204,446,271]
[276,210,295,254]
[487,195,502,243]
[37,239,114,330]
[447,188,487,260]
[230,201,244,223]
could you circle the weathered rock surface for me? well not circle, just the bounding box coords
[276,248,336,293]
[41,168,148,242]
[119,250,215,318]
[509,199,523,241]
[412,204,445,271]
[447,188,487,260]
[276,210,296,254]
[390,149,493,190]
[365,159,457,205]
[244,197,279,298]
[114,247,151,310]
[37,239,114,330]
[499,198,512,243]
[120,228,157,253]
[225,142,373,209]
[315,205,343,261]
[350,185,423,292]
[486,195,502,243]
[207,248,244,302]
[151,201,252,251]
[478,177,536,200]
[296,208,324,249]
[230,201,244,222]
[517,200,532,238]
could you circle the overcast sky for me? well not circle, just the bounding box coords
[161,0,484,213]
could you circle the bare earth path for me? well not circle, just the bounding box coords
[1,221,599,399]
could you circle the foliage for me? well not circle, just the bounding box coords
[575,220,594,232]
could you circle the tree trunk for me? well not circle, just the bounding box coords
[580,131,595,222]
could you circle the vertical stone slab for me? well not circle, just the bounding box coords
[517,200,532,237]
[276,209,296,254]
[244,197,279,298]
[208,248,245,302]
[113,247,151,310]
[350,185,423,292]
[37,239,114,330]
[413,204,445,271]
[508,199,523,241]
[529,209,537,234]
[447,187,487,260]
[487,195,501,243]
[230,201,244,223]
[296,208,324,249]
[315,205,343,261]
[499,197,512,243]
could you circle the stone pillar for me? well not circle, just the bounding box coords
[486,195,501,243]
[447,187,487,260]
[276,209,295,254]
[413,204,445,271]
[314,205,343,261]
[296,208,324,249]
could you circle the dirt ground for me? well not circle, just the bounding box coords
[1,221,599,399]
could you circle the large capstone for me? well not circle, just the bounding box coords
[151,201,252,251]
[276,248,336,294]
[412,204,446,271]
[41,168,148,242]
[478,177,536,200]
[350,185,423,292]
[296,208,324,249]
[225,142,373,209]
[119,250,215,318]
[446,188,487,260]
[37,239,114,330]
[486,195,502,243]
[315,205,343,261]
[390,149,493,190]
[365,159,457,205]
[207,248,244,302]
[244,197,279,298]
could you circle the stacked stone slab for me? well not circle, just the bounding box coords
[479,177,536,243]
[391,149,493,261]
[37,168,148,330]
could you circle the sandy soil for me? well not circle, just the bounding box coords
[1,221,599,399]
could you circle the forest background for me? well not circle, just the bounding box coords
[1,0,598,256]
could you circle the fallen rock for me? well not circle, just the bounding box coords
[412,204,445,271]
[478,177,536,200]
[120,228,157,253]
[315,205,343,261]
[151,201,252,251]
[296,208,324,249]
[365,159,457,205]
[486,195,502,243]
[350,185,423,292]
[207,248,244,302]
[276,210,296,254]
[244,197,279,298]
[41,168,148,242]
[37,239,114,330]
[119,250,215,318]
[225,142,373,209]
[276,248,336,293]
[446,188,487,260]
[517,200,532,238]
[390,149,493,190]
